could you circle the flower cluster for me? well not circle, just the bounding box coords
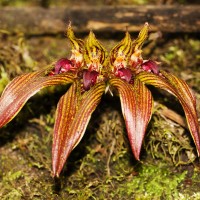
[0,23,199,177]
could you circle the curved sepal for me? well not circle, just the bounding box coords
[130,23,149,69]
[110,78,153,160]
[84,31,107,71]
[110,31,132,69]
[52,81,106,177]
[67,24,84,53]
[132,22,149,51]
[52,82,79,177]
[67,24,85,67]
[137,70,200,155]
[0,70,75,128]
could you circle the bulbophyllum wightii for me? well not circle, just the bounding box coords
[0,23,199,177]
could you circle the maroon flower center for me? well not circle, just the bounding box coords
[54,58,73,74]
[141,60,159,74]
[116,68,132,83]
[83,70,99,91]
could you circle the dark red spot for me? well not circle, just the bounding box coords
[83,70,99,90]
[116,68,132,82]
[141,60,159,74]
[55,58,72,74]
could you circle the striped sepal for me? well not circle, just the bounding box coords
[110,31,132,67]
[132,22,149,51]
[110,78,153,160]
[161,70,200,155]
[137,70,200,156]
[0,71,75,128]
[67,24,84,53]
[52,81,106,177]
[84,31,107,70]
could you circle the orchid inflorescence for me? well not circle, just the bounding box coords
[0,23,199,177]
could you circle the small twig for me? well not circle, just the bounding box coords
[160,107,187,128]
[106,139,116,177]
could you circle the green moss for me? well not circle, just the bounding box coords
[143,103,196,166]
[155,37,200,102]
[118,163,187,199]
[0,67,10,93]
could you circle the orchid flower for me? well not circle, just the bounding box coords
[0,23,199,177]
